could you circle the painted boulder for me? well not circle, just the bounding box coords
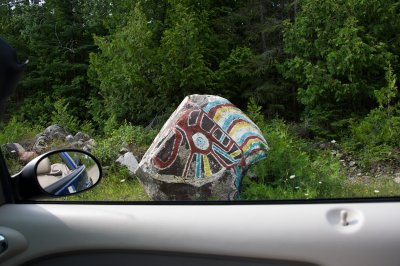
[136,95,269,200]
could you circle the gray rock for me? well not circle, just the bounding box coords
[86,139,96,147]
[40,125,69,140]
[119,147,129,154]
[84,144,94,152]
[116,152,139,174]
[16,125,96,157]
[33,136,48,154]
[136,95,269,200]
[74,132,90,142]
[3,143,36,162]
[65,135,74,143]
[349,161,356,167]
[4,143,25,156]
[319,143,327,149]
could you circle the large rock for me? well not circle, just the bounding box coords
[137,95,269,200]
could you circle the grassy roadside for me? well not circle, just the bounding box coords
[59,166,150,201]
[1,117,399,202]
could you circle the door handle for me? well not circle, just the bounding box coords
[340,210,349,226]
[0,234,7,254]
[327,208,364,233]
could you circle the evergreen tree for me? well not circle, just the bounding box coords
[283,0,400,135]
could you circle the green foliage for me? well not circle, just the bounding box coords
[1,0,100,123]
[216,47,255,100]
[89,3,161,124]
[283,0,400,136]
[246,97,266,127]
[0,117,41,175]
[0,117,39,145]
[345,108,400,167]
[345,64,400,167]
[352,109,400,148]
[94,123,157,166]
[374,62,398,117]
[158,3,214,103]
[51,99,80,133]
[87,1,299,124]
[13,93,53,127]
[241,119,344,200]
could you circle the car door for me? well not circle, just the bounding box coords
[1,151,400,266]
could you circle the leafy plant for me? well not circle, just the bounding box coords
[94,123,157,166]
[241,118,345,200]
[51,99,80,133]
[374,62,398,125]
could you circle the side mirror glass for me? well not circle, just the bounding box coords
[36,150,101,196]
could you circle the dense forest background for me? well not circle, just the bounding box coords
[1,0,400,200]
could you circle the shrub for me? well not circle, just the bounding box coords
[0,116,40,144]
[94,123,157,166]
[0,117,42,174]
[344,107,400,167]
[51,99,80,134]
[240,119,344,200]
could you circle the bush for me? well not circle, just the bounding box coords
[51,99,80,134]
[344,107,400,167]
[241,119,344,200]
[0,117,42,174]
[94,123,158,166]
[0,116,40,144]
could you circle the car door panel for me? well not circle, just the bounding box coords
[0,203,399,266]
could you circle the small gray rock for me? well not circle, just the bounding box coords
[40,125,69,139]
[74,132,90,142]
[116,152,139,174]
[4,143,25,156]
[119,147,129,154]
[86,139,96,147]
[33,136,48,154]
[65,135,74,143]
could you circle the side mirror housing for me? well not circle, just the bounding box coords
[11,149,102,200]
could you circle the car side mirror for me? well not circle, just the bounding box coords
[11,149,102,200]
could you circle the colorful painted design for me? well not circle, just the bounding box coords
[150,95,269,198]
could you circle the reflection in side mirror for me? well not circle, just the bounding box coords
[36,151,101,196]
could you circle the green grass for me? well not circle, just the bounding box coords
[57,165,150,201]
[340,175,400,198]
[241,171,400,200]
